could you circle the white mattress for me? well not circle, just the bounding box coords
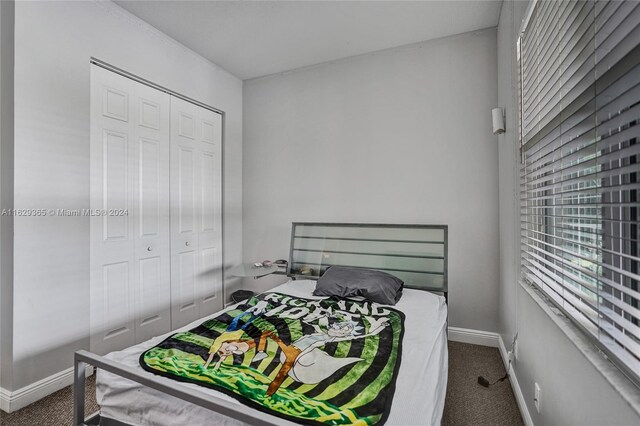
[96,280,448,426]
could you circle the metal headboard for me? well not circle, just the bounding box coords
[287,222,448,299]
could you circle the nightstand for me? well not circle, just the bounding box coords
[228,263,279,278]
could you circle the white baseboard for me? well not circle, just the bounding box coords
[0,387,11,413]
[498,336,533,426]
[448,326,500,347]
[0,365,93,413]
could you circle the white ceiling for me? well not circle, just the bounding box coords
[115,0,502,80]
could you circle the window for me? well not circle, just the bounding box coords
[519,0,640,383]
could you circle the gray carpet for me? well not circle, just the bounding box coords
[0,374,99,426]
[444,342,523,426]
[0,342,522,426]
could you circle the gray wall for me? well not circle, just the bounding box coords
[243,29,500,332]
[497,1,640,424]
[515,287,640,425]
[7,1,242,391]
[0,0,15,393]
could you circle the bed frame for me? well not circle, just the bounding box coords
[74,222,448,426]
[288,222,448,300]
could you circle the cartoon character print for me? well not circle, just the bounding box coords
[203,300,269,370]
[205,309,389,397]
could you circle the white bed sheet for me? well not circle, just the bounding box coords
[96,280,448,426]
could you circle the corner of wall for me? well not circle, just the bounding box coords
[497,334,533,426]
[0,0,15,394]
[496,0,521,345]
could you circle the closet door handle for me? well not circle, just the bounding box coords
[147,246,153,252]
[185,241,190,247]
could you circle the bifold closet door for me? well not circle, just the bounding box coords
[170,97,223,329]
[90,66,171,355]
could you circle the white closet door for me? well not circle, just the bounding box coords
[90,66,135,355]
[90,66,171,354]
[170,97,223,328]
[133,83,171,343]
[196,106,223,318]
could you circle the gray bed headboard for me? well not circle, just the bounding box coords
[287,222,448,297]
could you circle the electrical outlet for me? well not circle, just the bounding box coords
[534,382,541,413]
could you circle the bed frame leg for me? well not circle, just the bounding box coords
[74,353,87,426]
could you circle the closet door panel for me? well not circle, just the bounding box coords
[177,250,198,311]
[170,97,223,326]
[171,97,201,327]
[201,113,222,146]
[200,152,217,233]
[91,66,172,352]
[178,111,196,140]
[139,99,161,130]
[177,147,196,234]
[90,67,136,355]
[102,86,129,122]
[138,138,161,237]
[137,256,163,327]
[172,146,199,323]
[199,246,222,316]
[99,261,135,350]
[133,83,171,343]
[196,107,223,317]
[103,130,130,241]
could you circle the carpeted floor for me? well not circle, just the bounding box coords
[0,342,522,426]
[443,342,523,426]
[0,374,99,426]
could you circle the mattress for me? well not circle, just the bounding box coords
[96,280,448,426]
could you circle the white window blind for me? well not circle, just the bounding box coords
[520,0,640,383]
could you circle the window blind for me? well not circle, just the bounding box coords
[520,0,640,382]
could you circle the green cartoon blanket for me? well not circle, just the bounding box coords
[140,292,405,425]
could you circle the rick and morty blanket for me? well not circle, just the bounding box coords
[140,292,405,425]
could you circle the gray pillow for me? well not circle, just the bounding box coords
[313,266,403,305]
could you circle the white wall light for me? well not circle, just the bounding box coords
[492,107,505,134]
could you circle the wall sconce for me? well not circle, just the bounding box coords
[492,107,505,134]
